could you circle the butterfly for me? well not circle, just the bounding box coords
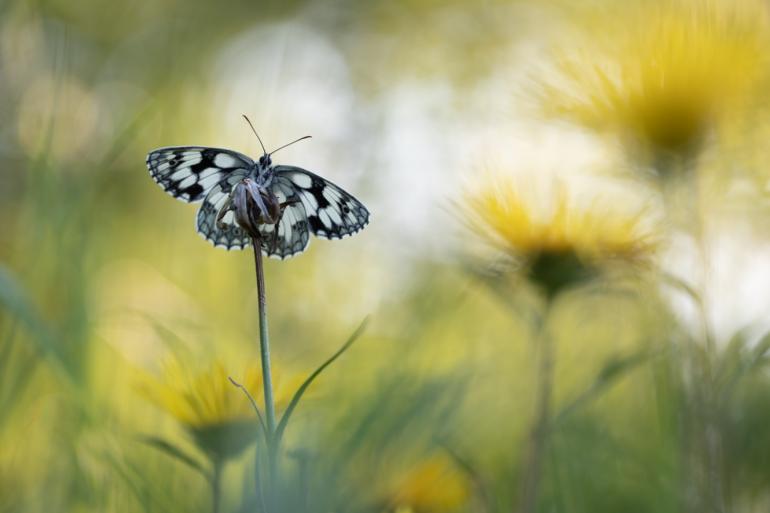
[145,118,370,259]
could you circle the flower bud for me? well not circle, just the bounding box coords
[231,178,282,238]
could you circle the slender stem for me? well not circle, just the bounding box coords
[684,168,725,513]
[253,239,276,434]
[252,237,278,511]
[661,162,726,513]
[228,376,268,440]
[211,459,223,513]
[254,434,267,513]
[518,307,553,513]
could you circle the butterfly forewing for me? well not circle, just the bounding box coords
[273,165,370,240]
[146,146,254,202]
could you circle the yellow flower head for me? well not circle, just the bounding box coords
[139,359,297,459]
[389,455,470,513]
[466,173,657,296]
[541,0,770,165]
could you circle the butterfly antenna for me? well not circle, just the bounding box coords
[269,135,312,156]
[242,115,267,156]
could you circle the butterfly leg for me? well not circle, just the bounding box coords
[279,198,301,211]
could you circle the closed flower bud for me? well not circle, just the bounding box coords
[230,178,282,238]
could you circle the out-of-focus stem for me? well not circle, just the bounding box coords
[662,162,726,513]
[518,307,553,513]
[692,169,726,513]
[211,459,223,513]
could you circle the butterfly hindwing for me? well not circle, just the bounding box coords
[195,171,252,250]
[257,201,311,259]
[195,170,310,257]
[273,165,370,240]
[146,146,254,202]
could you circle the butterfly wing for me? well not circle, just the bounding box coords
[272,165,370,240]
[250,166,369,259]
[194,170,311,256]
[257,202,311,259]
[255,173,311,259]
[195,173,253,250]
[149,152,369,256]
[146,146,254,202]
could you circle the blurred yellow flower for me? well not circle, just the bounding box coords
[466,174,657,296]
[389,455,470,513]
[541,0,770,167]
[139,360,298,460]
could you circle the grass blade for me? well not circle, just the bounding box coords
[0,264,74,383]
[275,317,369,445]
[139,435,210,480]
[554,349,652,426]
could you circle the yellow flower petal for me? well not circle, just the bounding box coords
[137,359,297,430]
[540,0,770,162]
[466,174,656,264]
[391,455,470,513]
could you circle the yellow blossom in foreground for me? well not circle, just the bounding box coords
[389,455,471,513]
[466,174,657,296]
[139,360,299,459]
[541,0,770,165]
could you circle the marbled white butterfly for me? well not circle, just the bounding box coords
[146,118,370,259]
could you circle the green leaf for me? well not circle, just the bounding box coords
[274,317,369,445]
[595,351,650,383]
[139,314,191,352]
[139,435,211,479]
[660,271,701,305]
[103,447,180,513]
[748,331,770,368]
[554,349,653,426]
[719,330,770,400]
[434,437,490,508]
[0,265,74,383]
[0,266,48,345]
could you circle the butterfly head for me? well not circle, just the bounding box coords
[258,154,273,169]
[241,115,311,172]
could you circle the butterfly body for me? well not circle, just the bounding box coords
[146,145,369,259]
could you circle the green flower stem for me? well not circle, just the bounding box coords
[252,238,278,506]
[252,239,276,434]
[660,160,726,513]
[693,172,724,513]
[211,459,223,513]
[518,303,553,513]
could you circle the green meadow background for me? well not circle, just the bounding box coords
[2,0,770,512]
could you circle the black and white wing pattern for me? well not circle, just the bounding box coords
[272,166,370,240]
[256,199,311,259]
[147,149,369,258]
[146,147,253,202]
[249,166,369,259]
[194,169,312,256]
[195,173,252,250]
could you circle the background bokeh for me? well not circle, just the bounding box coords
[2,0,770,512]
